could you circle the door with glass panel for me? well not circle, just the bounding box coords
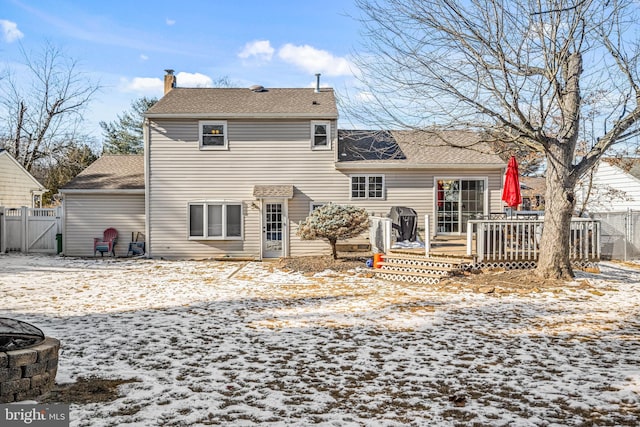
[436,179,485,234]
[262,201,284,258]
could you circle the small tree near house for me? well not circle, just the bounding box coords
[297,204,370,260]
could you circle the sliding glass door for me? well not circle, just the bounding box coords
[436,179,485,234]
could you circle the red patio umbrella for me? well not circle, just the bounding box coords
[502,156,522,208]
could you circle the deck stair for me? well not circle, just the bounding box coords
[375,253,473,284]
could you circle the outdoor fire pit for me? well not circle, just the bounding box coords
[0,318,60,403]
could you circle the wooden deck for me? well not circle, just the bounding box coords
[390,235,472,258]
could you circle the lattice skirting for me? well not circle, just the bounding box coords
[382,266,451,276]
[384,257,461,269]
[376,272,442,285]
[473,260,599,270]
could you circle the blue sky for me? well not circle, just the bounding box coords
[0,0,365,142]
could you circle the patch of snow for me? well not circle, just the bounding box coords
[1,253,639,425]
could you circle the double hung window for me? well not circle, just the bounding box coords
[311,121,331,150]
[199,121,228,149]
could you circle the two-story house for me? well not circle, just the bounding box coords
[142,71,505,260]
[61,71,506,258]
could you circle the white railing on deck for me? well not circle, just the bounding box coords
[370,215,431,256]
[468,218,601,262]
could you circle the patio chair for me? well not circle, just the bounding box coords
[94,228,118,257]
[127,232,145,256]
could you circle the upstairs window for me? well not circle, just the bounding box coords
[311,121,331,150]
[199,121,228,150]
[350,175,385,199]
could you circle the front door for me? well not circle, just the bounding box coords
[262,201,285,258]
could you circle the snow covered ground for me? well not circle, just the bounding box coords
[1,253,639,426]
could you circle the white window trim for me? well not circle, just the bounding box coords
[350,174,386,200]
[309,201,327,213]
[310,120,331,151]
[199,120,228,150]
[188,201,243,240]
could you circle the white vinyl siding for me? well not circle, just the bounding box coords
[63,193,145,257]
[0,154,43,208]
[576,162,640,211]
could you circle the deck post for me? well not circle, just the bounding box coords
[383,218,392,254]
[424,214,430,257]
[466,221,473,256]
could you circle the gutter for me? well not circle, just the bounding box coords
[145,112,338,120]
[334,162,507,170]
[59,189,145,195]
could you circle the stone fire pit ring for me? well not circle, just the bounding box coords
[0,318,60,403]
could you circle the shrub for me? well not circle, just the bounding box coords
[297,204,370,259]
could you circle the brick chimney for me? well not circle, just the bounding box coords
[164,69,176,94]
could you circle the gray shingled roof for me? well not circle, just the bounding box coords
[146,88,338,118]
[337,130,506,168]
[61,155,144,191]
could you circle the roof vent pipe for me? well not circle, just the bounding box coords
[314,73,321,93]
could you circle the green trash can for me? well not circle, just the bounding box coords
[55,233,62,254]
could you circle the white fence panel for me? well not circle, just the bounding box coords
[1,207,62,254]
[27,208,60,253]
[4,208,23,252]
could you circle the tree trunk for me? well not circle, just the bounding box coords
[329,238,338,260]
[535,146,578,280]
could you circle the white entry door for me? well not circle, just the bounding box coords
[262,201,285,258]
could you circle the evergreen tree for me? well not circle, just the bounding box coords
[297,204,370,260]
[100,97,157,154]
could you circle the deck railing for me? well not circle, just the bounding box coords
[467,217,601,262]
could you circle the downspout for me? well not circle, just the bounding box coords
[144,118,151,258]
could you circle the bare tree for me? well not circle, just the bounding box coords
[350,0,640,279]
[0,41,100,172]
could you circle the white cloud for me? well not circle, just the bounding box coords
[0,19,24,43]
[175,71,213,87]
[278,43,355,77]
[119,71,214,94]
[140,54,149,61]
[166,18,176,26]
[238,40,275,61]
[119,77,163,94]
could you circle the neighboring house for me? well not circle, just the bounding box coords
[576,157,640,212]
[59,155,145,257]
[0,149,47,208]
[520,176,546,211]
[141,71,506,260]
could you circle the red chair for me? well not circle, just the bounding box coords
[94,228,118,257]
